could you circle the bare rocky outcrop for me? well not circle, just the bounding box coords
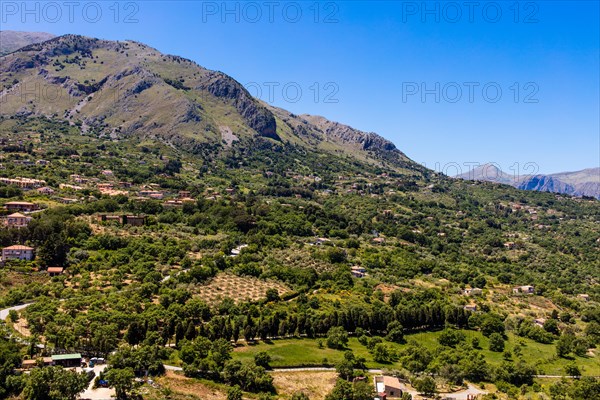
[197,71,279,140]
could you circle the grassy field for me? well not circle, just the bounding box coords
[232,331,600,376]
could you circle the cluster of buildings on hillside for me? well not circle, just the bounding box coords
[2,201,39,229]
[0,244,66,275]
[0,177,46,189]
[163,191,197,207]
[2,170,239,205]
[1,167,248,207]
[0,200,59,272]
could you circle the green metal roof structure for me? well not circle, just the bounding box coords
[51,354,82,361]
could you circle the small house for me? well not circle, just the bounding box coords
[20,359,37,369]
[139,190,164,199]
[36,186,55,195]
[124,215,146,226]
[464,304,477,312]
[21,357,53,369]
[47,267,64,276]
[351,266,367,278]
[3,213,32,228]
[464,288,483,296]
[2,245,35,261]
[69,174,88,184]
[374,375,402,399]
[578,294,590,302]
[513,285,535,295]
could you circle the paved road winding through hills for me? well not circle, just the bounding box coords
[0,303,32,320]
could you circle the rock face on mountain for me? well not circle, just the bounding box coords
[197,70,279,140]
[0,34,417,172]
[457,165,600,199]
[0,31,55,56]
[517,175,575,195]
[301,115,397,152]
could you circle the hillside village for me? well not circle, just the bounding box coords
[0,126,599,400]
[0,33,598,400]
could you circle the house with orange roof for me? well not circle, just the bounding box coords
[4,201,38,212]
[47,267,64,276]
[3,213,32,228]
[374,375,402,399]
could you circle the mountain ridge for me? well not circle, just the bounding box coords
[0,33,421,176]
[456,164,600,199]
[0,30,56,56]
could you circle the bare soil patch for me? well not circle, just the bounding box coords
[271,371,338,400]
[156,371,226,400]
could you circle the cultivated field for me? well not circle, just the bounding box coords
[196,273,291,304]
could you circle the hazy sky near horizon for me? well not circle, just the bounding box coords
[2,0,599,175]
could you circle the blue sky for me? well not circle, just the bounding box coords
[2,0,599,174]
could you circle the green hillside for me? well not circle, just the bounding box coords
[0,34,599,400]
